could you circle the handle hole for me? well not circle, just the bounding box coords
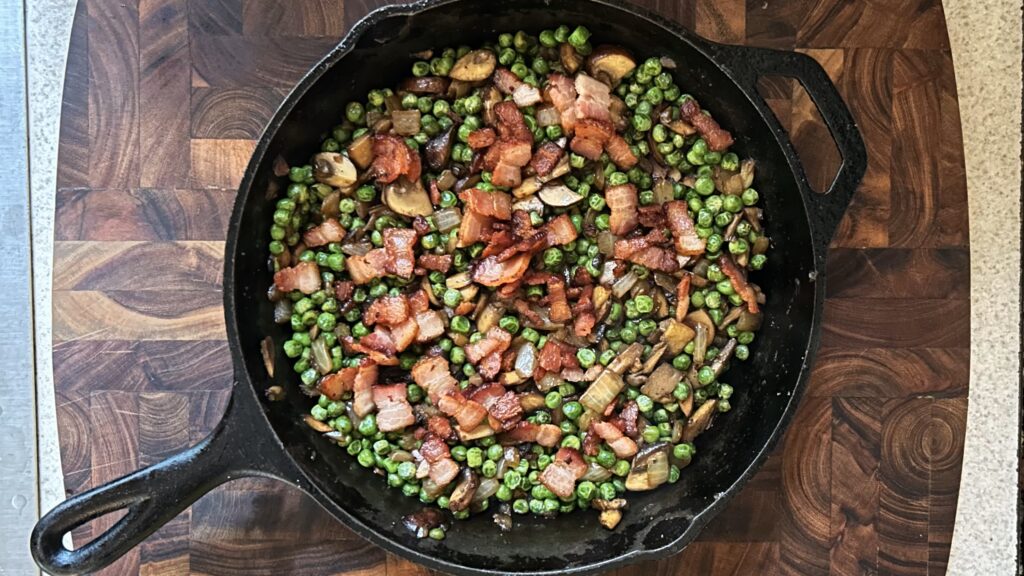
[66,509,130,550]
[756,75,842,195]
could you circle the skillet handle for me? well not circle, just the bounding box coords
[715,44,867,250]
[30,389,297,576]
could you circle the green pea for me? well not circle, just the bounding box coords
[741,187,760,206]
[632,113,653,132]
[411,61,431,77]
[596,447,616,469]
[634,294,654,314]
[613,459,631,477]
[466,447,484,468]
[498,315,520,334]
[542,247,563,268]
[697,366,716,386]
[451,315,471,334]
[729,239,749,254]
[568,25,591,48]
[575,348,596,368]
[673,442,694,462]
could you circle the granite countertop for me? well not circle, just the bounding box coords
[15,0,1022,574]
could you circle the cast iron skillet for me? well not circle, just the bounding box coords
[31,0,865,573]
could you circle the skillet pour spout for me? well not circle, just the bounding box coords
[31,1,865,574]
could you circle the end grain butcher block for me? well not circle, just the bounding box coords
[53,0,969,574]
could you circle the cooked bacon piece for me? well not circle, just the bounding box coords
[538,447,587,499]
[419,434,451,463]
[605,134,638,169]
[478,352,503,379]
[511,210,534,238]
[545,73,578,134]
[679,97,734,151]
[383,228,417,279]
[343,327,401,365]
[491,162,522,188]
[542,213,579,247]
[573,285,596,337]
[457,210,495,247]
[453,300,476,316]
[429,457,460,486]
[537,338,579,375]
[364,295,410,326]
[484,140,533,171]
[413,310,446,343]
[373,384,416,432]
[481,229,516,258]
[665,200,706,256]
[472,252,531,287]
[547,277,572,322]
[371,134,422,184]
[407,288,430,313]
[427,415,453,439]
[530,141,564,177]
[619,400,640,438]
[493,67,524,95]
[488,391,523,430]
[582,425,602,455]
[606,184,639,236]
[333,280,354,302]
[418,253,453,273]
[317,366,357,400]
[638,205,667,228]
[675,275,691,322]
[302,218,345,247]
[345,249,388,285]
[273,261,321,294]
[498,421,562,447]
[493,101,533,143]
[574,73,611,122]
[592,420,639,458]
[352,361,378,417]
[467,127,497,149]
[412,356,458,403]
[614,227,669,257]
[464,327,513,364]
[438,392,489,429]
[719,254,760,313]
[469,383,506,408]
[629,246,679,272]
[574,118,614,143]
[412,216,432,237]
[460,188,512,220]
[513,83,543,107]
[569,136,604,160]
[389,316,419,352]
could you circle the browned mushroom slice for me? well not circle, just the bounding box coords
[448,468,480,512]
[312,152,357,188]
[449,49,497,82]
[641,363,684,403]
[682,399,718,443]
[382,176,434,217]
[625,442,671,491]
[586,45,637,87]
[347,134,374,169]
[560,43,582,74]
[399,75,451,95]
[538,184,585,207]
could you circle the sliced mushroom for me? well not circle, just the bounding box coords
[347,134,374,169]
[519,392,546,413]
[303,414,333,433]
[538,184,584,207]
[736,309,763,331]
[448,468,480,512]
[709,338,738,379]
[586,45,637,87]
[313,152,357,188]
[446,271,473,290]
[638,342,667,374]
[591,498,628,511]
[641,362,683,403]
[449,49,496,82]
[382,176,434,217]
[608,342,644,375]
[625,442,671,491]
[659,318,696,355]
[682,399,718,442]
[560,43,583,74]
[399,76,451,95]
[512,195,545,214]
[684,310,717,342]
[424,126,455,171]
[513,176,543,199]
[457,422,495,442]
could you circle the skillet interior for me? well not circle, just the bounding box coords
[229,0,819,572]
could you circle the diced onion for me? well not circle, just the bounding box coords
[433,207,462,233]
[536,105,560,127]
[514,343,537,378]
[612,270,639,298]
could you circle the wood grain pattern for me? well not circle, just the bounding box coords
[53,0,970,574]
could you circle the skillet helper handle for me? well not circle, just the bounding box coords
[30,391,295,576]
[717,44,867,247]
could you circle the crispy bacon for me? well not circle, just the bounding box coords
[345,249,388,285]
[574,73,611,122]
[429,457,460,486]
[464,327,513,364]
[491,162,522,188]
[344,327,401,365]
[333,280,354,302]
[542,213,579,247]
[383,228,417,279]
[472,252,531,287]
[438,392,489,429]
[467,127,497,149]
[457,210,495,247]
[574,118,614,143]
[488,391,523,430]
[573,285,596,337]
[613,227,669,258]
[407,288,430,313]
[364,295,410,326]
[630,246,678,272]
[413,310,446,343]
[352,361,378,417]
[539,447,587,499]
[619,400,640,438]
[605,134,638,169]
[412,356,458,403]
[545,73,578,135]
[513,83,543,107]
[469,383,506,408]
[371,134,422,184]
[675,275,691,321]
[418,253,453,273]
[679,97,734,151]
[638,205,667,228]
[419,434,451,463]
[460,188,513,220]
[582,424,602,455]
[426,415,453,439]
[498,421,562,447]
[373,384,416,432]
[547,277,572,322]
[592,420,639,458]
[665,200,706,256]
[493,101,533,143]
[478,352,503,379]
[719,254,760,313]
[493,67,524,95]
[302,218,345,247]
[569,136,604,160]
[606,184,639,236]
[273,261,321,294]
[317,366,357,400]
[530,141,564,177]
[390,316,419,351]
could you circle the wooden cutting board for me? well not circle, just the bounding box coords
[53,0,969,574]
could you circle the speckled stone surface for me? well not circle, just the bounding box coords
[944,1,1022,573]
[23,0,1022,572]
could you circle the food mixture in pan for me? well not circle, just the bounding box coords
[266,25,768,539]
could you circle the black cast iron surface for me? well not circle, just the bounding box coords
[31,0,865,574]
